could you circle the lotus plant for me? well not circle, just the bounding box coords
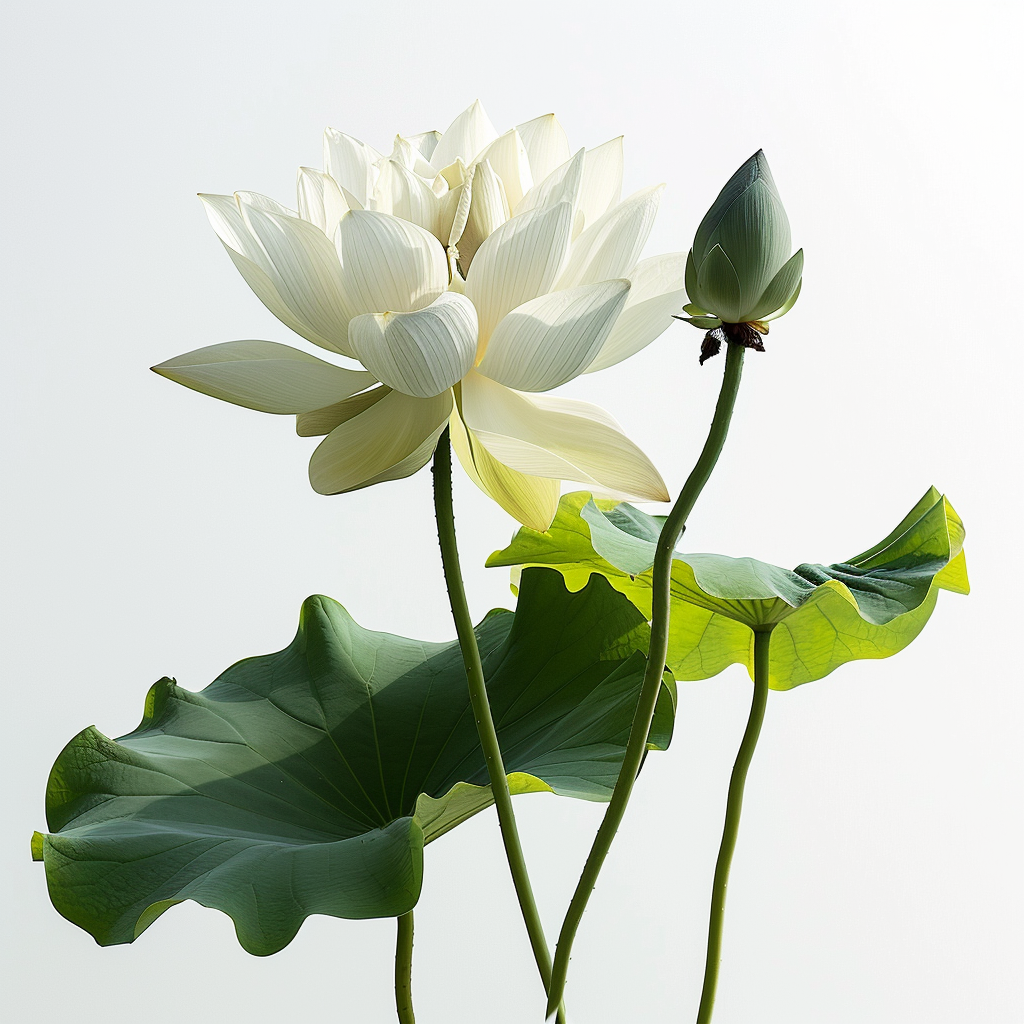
[153,101,687,530]
[34,103,969,1024]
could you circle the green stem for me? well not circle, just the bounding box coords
[432,428,567,1024]
[395,912,415,1024]
[546,340,747,1018]
[695,627,772,1024]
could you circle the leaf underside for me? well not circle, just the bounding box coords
[34,568,675,955]
[487,489,968,690]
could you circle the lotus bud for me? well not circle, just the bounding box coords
[675,150,802,364]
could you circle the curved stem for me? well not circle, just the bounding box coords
[546,340,747,1018]
[695,627,772,1024]
[432,428,567,1024]
[395,912,415,1024]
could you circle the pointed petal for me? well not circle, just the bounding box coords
[308,389,452,494]
[461,372,668,501]
[349,292,477,398]
[696,244,744,322]
[450,402,559,530]
[478,280,629,391]
[334,210,447,318]
[152,340,373,413]
[200,196,335,347]
[388,135,438,179]
[577,138,623,237]
[585,253,688,372]
[323,129,382,206]
[516,148,585,218]
[473,129,532,212]
[296,167,350,238]
[747,248,804,321]
[359,420,450,488]
[339,185,364,211]
[676,315,723,329]
[405,130,441,162]
[465,201,574,347]
[372,159,442,237]
[238,199,353,354]
[440,181,472,250]
[684,250,703,311]
[199,193,267,264]
[217,241,337,347]
[763,276,801,321]
[516,113,572,185]
[431,100,498,171]
[297,384,390,437]
[233,191,296,217]
[457,160,510,271]
[558,185,663,290]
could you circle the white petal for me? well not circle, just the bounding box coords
[388,135,439,179]
[428,171,450,198]
[218,242,333,346]
[323,128,382,206]
[200,193,267,265]
[202,195,348,353]
[372,159,442,237]
[577,137,623,237]
[439,157,467,189]
[465,201,574,347]
[585,253,688,372]
[297,384,390,437]
[431,100,498,171]
[349,292,477,398]
[450,401,559,530]
[308,389,452,494]
[238,199,353,355]
[335,210,447,317]
[152,340,373,413]
[472,129,532,212]
[516,114,572,185]
[477,279,629,392]
[557,185,663,290]
[440,181,472,250]
[405,130,441,163]
[461,372,668,501]
[457,160,510,270]
[515,147,585,219]
[296,167,349,238]
[233,191,296,217]
[339,185,365,211]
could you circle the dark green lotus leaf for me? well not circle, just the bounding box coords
[33,568,675,955]
[487,489,968,690]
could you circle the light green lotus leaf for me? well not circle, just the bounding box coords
[487,490,968,691]
[33,568,675,956]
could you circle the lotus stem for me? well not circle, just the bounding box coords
[695,627,772,1024]
[546,340,747,1018]
[432,428,567,1024]
[395,912,415,1024]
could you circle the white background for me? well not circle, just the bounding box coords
[2,1,1021,1021]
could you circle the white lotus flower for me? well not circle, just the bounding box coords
[155,102,686,530]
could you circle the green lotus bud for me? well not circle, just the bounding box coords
[676,151,802,363]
